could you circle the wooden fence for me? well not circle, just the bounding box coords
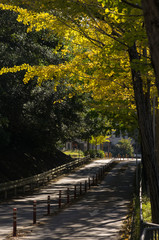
[0,156,90,200]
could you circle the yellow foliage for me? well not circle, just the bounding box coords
[0,3,58,32]
[90,135,110,145]
[0,0,155,114]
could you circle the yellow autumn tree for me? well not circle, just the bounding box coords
[0,1,137,114]
[90,135,110,148]
[1,0,159,223]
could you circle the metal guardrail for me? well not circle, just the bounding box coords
[0,156,91,200]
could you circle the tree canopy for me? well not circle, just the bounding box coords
[1,0,159,222]
[0,0,155,103]
[0,0,145,128]
[0,8,96,152]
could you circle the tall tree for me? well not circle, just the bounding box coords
[1,0,159,222]
[141,0,159,94]
[0,9,89,153]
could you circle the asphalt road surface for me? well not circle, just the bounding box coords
[1,158,137,240]
[1,158,114,239]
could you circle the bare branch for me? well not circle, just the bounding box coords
[121,0,142,10]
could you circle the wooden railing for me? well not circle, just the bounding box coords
[8,159,115,237]
[141,224,159,240]
[0,156,90,200]
[140,178,159,240]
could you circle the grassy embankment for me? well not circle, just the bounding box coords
[63,150,84,158]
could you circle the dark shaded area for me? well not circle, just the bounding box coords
[0,148,72,182]
[0,9,82,184]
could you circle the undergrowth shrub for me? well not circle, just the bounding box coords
[84,149,104,158]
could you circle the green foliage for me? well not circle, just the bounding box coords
[0,128,10,149]
[96,149,105,158]
[79,108,111,141]
[0,1,144,139]
[0,9,89,153]
[0,9,112,154]
[84,150,96,158]
[131,195,140,240]
[142,195,152,222]
[111,138,134,157]
[90,135,110,145]
[131,194,152,239]
[0,9,60,68]
[63,150,84,158]
[85,149,105,158]
[0,0,158,223]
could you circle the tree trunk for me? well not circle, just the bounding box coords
[95,139,97,152]
[155,105,159,172]
[141,0,159,94]
[128,43,159,223]
[87,139,90,151]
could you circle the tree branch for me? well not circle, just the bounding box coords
[121,0,142,10]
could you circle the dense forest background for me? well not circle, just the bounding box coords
[0,10,113,182]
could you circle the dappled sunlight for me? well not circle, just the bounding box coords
[0,159,113,239]
[17,160,136,240]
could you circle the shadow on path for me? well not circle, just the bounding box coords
[18,160,136,240]
[0,159,112,239]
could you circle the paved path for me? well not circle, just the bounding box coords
[0,158,114,240]
[4,159,136,240]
